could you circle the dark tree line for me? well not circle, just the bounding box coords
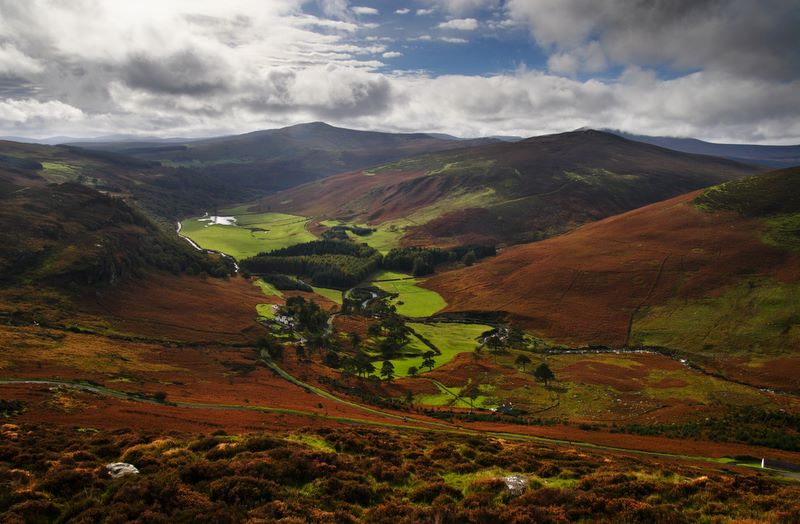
[382,244,496,276]
[241,239,497,288]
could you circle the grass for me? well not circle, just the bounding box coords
[631,278,800,356]
[369,271,447,317]
[311,286,343,304]
[387,322,491,377]
[416,383,495,409]
[254,278,282,297]
[179,211,315,260]
[40,161,82,183]
[287,433,336,452]
[319,187,497,252]
[764,213,800,251]
[319,220,405,254]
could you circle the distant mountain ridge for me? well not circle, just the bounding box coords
[264,129,759,246]
[607,129,800,168]
[65,121,502,199]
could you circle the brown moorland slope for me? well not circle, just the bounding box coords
[426,168,800,386]
[263,130,758,246]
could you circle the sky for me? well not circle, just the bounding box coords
[0,0,798,143]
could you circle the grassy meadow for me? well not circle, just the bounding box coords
[369,270,447,317]
[180,211,315,260]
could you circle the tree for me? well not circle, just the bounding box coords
[348,332,361,349]
[461,381,480,412]
[463,250,476,266]
[256,334,284,361]
[533,362,555,387]
[324,350,341,369]
[421,350,436,372]
[485,334,507,362]
[380,360,395,383]
[514,354,531,371]
[354,351,375,378]
[407,366,419,377]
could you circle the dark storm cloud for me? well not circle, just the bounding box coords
[122,50,229,96]
[508,0,800,80]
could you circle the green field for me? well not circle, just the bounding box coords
[369,271,447,317]
[416,382,496,409]
[319,220,404,254]
[311,286,343,304]
[387,322,491,377]
[179,211,315,260]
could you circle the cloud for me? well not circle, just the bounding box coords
[0,44,43,76]
[0,98,84,132]
[318,0,350,20]
[438,18,478,30]
[395,8,410,14]
[419,0,499,16]
[506,0,800,80]
[123,50,230,95]
[439,37,468,44]
[0,0,796,143]
[352,6,379,15]
[416,8,435,15]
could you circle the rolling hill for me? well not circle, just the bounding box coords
[609,130,800,168]
[68,121,500,195]
[262,129,759,247]
[426,166,800,390]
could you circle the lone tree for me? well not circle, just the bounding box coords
[421,350,436,372]
[514,354,532,371]
[380,360,395,383]
[533,362,555,387]
[407,366,419,377]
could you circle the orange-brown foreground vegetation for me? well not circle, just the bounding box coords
[2,419,799,523]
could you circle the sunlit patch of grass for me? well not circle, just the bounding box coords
[40,161,82,183]
[369,271,447,317]
[180,211,315,260]
[254,278,282,297]
[256,303,277,319]
[312,286,343,304]
[288,433,336,452]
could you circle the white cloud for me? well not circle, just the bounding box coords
[0,44,43,75]
[438,18,478,30]
[419,0,498,16]
[352,6,379,15]
[0,0,796,143]
[361,22,379,29]
[416,8,435,15]
[547,41,607,76]
[382,51,403,59]
[0,98,84,124]
[439,37,468,44]
[395,8,410,14]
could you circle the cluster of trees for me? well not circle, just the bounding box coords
[382,244,496,276]
[260,273,312,292]
[241,239,498,289]
[278,296,328,336]
[241,240,382,288]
